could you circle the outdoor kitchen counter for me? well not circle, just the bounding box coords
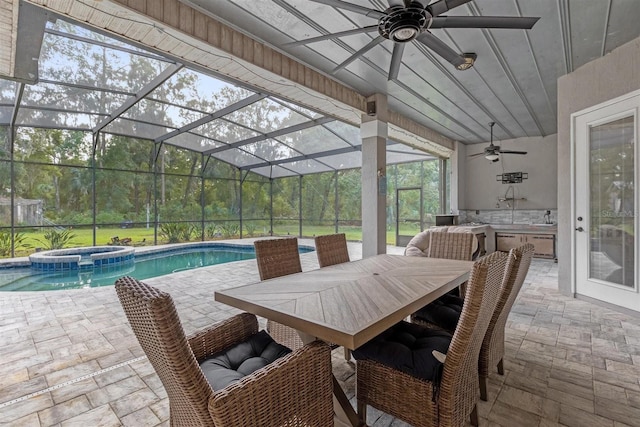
[490,224,558,233]
[454,224,557,254]
[489,224,558,259]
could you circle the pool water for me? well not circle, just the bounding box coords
[0,245,311,291]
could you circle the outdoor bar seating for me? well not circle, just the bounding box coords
[115,276,334,427]
[352,251,512,427]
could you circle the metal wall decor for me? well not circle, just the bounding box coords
[497,172,528,184]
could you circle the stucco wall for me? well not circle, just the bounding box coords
[460,134,558,211]
[557,36,640,296]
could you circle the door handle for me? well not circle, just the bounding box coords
[575,227,584,232]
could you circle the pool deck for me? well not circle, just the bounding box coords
[1,239,640,426]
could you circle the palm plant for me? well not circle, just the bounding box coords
[35,229,77,250]
[0,231,31,257]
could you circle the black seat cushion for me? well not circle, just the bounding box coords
[413,293,464,332]
[352,321,452,383]
[200,330,291,390]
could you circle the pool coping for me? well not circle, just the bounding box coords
[0,240,315,270]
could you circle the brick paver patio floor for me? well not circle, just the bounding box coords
[1,239,639,426]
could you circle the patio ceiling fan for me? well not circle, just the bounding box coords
[289,0,539,80]
[469,122,527,162]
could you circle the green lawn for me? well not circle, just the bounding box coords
[4,222,425,259]
[9,227,157,257]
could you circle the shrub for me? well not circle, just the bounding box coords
[0,231,31,256]
[205,223,218,238]
[245,222,257,237]
[35,229,77,250]
[60,212,92,225]
[159,223,182,243]
[219,223,240,238]
[96,211,126,225]
[180,224,198,242]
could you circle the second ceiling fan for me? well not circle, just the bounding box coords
[469,122,527,162]
[290,0,540,80]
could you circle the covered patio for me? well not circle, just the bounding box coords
[3,240,640,427]
[2,1,640,426]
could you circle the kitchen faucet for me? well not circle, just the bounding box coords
[502,185,515,208]
[497,185,526,223]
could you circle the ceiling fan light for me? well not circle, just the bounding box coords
[379,4,428,43]
[456,53,477,70]
[392,27,418,41]
[485,152,499,161]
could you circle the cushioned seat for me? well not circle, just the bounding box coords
[354,252,510,427]
[412,293,464,333]
[200,330,291,390]
[352,321,452,383]
[115,276,334,427]
[411,244,535,402]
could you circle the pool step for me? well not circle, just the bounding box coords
[78,260,94,269]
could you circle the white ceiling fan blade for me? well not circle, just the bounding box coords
[427,0,472,17]
[430,16,539,29]
[415,32,466,68]
[388,43,406,81]
[284,26,378,46]
[332,36,385,73]
[308,0,385,19]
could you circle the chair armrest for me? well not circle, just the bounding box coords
[188,312,258,361]
[209,340,334,427]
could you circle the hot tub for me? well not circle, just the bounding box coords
[29,246,135,272]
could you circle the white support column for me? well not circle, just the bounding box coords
[450,140,465,214]
[361,94,388,257]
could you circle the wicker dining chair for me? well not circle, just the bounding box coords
[428,230,476,298]
[115,276,333,427]
[428,230,475,261]
[411,244,534,401]
[478,243,534,400]
[314,233,350,267]
[353,251,510,427]
[254,237,302,280]
[254,237,304,350]
[314,233,352,360]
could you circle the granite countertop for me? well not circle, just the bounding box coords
[490,224,557,233]
[456,223,557,234]
[450,224,490,232]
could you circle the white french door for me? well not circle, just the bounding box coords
[574,93,640,311]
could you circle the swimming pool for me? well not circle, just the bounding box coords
[0,243,314,291]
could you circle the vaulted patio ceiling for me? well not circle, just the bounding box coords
[191,0,640,144]
[0,0,445,178]
[2,0,639,170]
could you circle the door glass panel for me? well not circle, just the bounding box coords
[589,115,635,287]
[396,188,422,247]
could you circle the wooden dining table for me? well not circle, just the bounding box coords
[215,254,474,427]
